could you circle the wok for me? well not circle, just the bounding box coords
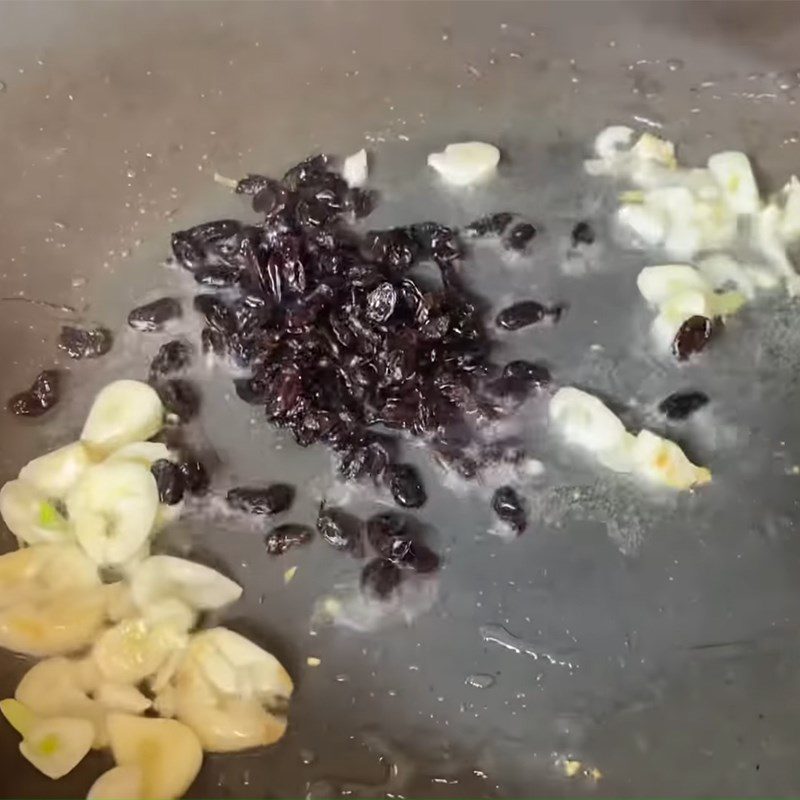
[1,2,800,796]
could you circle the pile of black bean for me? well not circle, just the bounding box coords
[164,155,550,502]
[126,153,558,595]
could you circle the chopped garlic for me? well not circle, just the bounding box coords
[778,175,800,242]
[631,430,711,490]
[549,387,628,456]
[636,264,746,347]
[306,656,321,667]
[707,151,759,215]
[631,132,677,170]
[617,204,666,247]
[283,566,298,585]
[342,148,368,188]
[213,172,239,190]
[427,142,500,186]
[619,189,645,204]
[593,126,634,160]
[637,265,709,306]
[756,205,800,296]
[697,253,758,298]
[588,124,800,297]
[550,388,710,490]
[563,759,582,778]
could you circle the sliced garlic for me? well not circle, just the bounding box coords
[587,128,675,185]
[778,175,800,242]
[87,765,144,800]
[0,544,99,608]
[107,713,203,800]
[0,697,38,737]
[659,288,713,325]
[549,388,629,456]
[644,186,702,259]
[18,441,92,499]
[707,151,760,215]
[637,264,746,346]
[186,627,293,702]
[19,716,94,779]
[342,148,368,187]
[92,617,189,685]
[697,253,758,298]
[636,265,710,307]
[593,125,635,160]
[151,684,177,719]
[755,204,800,296]
[95,683,152,714]
[80,380,164,458]
[14,656,110,747]
[0,479,71,546]
[631,132,677,170]
[589,124,800,299]
[172,661,288,752]
[148,647,185,696]
[631,430,711,490]
[617,204,666,247]
[67,461,159,567]
[0,588,107,657]
[104,582,137,623]
[550,387,710,490]
[212,172,239,190]
[595,431,638,473]
[15,657,99,720]
[427,142,500,186]
[167,627,294,752]
[130,555,242,614]
[139,597,197,632]
[153,501,183,533]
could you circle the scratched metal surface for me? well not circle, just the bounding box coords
[2,2,800,797]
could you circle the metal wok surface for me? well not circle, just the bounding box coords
[2,2,800,796]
